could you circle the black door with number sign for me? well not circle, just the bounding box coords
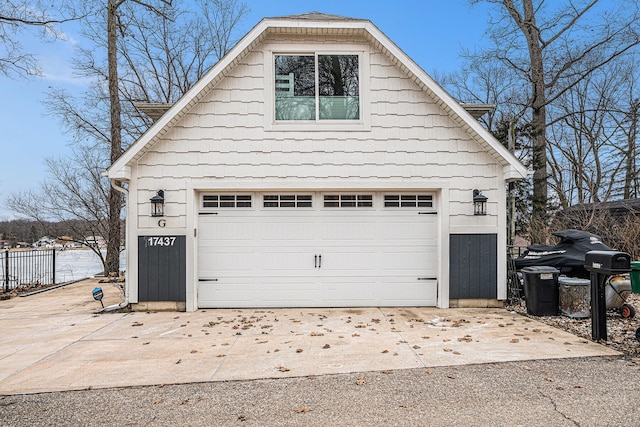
[138,235,186,301]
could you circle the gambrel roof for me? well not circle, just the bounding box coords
[108,13,528,181]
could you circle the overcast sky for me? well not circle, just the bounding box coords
[0,0,493,219]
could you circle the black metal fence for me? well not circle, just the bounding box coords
[1,249,56,292]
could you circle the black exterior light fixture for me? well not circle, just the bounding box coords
[150,190,165,217]
[473,189,488,216]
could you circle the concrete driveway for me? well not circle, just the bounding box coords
[0,279,619,395]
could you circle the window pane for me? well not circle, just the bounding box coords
[275,55,316,120]
[318,55,359,120]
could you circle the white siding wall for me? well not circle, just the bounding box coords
[135,34,501,231]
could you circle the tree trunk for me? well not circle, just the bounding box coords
[623,103,638,199]
[106,0,122,276]
[506,0,548,241]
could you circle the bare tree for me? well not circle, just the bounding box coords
[473,0,640,240]
[10,0,248,275]
[0,0,82,77]
[7,145,114,267]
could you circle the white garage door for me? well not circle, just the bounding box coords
[197,192,437,308]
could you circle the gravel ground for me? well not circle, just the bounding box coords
[507,293,640,358]
[2,357,640,426]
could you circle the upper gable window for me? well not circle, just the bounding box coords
[275,54,360,121]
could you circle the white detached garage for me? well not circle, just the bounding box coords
[108,13,527,312]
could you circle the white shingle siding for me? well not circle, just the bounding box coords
[134,33,501,231]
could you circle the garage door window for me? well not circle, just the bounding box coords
[263,194,313,208]
[384,195,433,208]
[202,194,252,208]
[323,194,373,208]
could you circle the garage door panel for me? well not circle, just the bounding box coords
[260,219,316,240]
[201,251,313,276]
[198,278,324,308]
[199,278,436,308]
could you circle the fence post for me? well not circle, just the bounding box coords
[4,250,8,292]
[52,249,56,285]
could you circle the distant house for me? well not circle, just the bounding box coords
[56,236,81,249]
[33,236,56,248]
[85,235,106,249]
[107,13,527,312]
[560,199,640,220]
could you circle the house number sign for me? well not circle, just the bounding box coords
[146,236,177,247]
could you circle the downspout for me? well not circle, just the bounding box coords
[100,176,130,312]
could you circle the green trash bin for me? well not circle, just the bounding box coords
[631,261,640,294]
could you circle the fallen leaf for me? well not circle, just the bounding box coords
[443,348,453,352]
[412,345,421,349]
[511,339,519,343]
[131,322,143,327]
[190,350,198,354]
[276,365,290,372]
[382,349,389,353]
[453,351,461,355]
[322,344,331,349]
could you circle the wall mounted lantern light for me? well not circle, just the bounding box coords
[473,189,487,216]
[150,190,165,217]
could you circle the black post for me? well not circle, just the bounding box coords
[590,272,607,341]
[4,250,8,292]
[585,250,632,342]
[52,249,56,285]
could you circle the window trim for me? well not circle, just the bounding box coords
[201,193,254,210]
[383,194,435,210]
[264,45,370,132]
[323,194,374,209]
[262,194,314,209]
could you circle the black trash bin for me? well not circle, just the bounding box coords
[522,266,560,316]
